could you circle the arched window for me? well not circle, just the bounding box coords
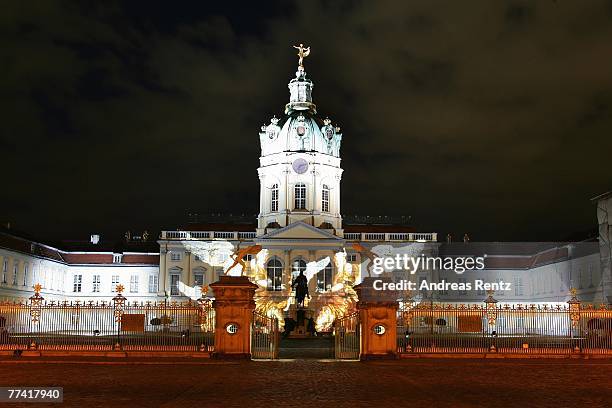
[317,262,332,292]
[321,184,330,212]
[291,259,307,290]
[271,184,279,212]
[294,183,306,209]
[266,258,283,291]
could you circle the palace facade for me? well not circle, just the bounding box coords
[1,49,610,329]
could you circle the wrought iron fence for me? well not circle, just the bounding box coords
[397,301,612,355]
[0,293,215,352]
[334,311,360,359]
[251,311,279,359]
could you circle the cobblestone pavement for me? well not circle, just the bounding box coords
[0,358,610,407]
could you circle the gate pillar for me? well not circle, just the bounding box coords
[210,276,258,359]
[354,277,399,360]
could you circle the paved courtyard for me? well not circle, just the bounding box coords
[0,357,610,407]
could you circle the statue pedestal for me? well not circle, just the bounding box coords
[210,276,258,359]
[354,277,399,360]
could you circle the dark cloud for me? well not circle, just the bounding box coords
[1,0,611,242]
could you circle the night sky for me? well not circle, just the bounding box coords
[2,1,611,242]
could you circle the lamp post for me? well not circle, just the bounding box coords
[112,284,126,350]
[484,289,498,352]
[28,283,44,350]
[567,287,581,352]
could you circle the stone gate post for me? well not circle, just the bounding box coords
[354,277,399,360]
[210,276,258,359]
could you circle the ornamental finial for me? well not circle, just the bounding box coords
[570,287,577,297]
[115,284,124,294]
[33,283,42,294]
[293,43,310,70]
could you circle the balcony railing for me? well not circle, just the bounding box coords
[161,231,257,240]
[162,230,436,242]
[344,232,437,242]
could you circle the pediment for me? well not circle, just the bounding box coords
[258,221,342,241]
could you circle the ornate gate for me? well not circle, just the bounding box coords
[251,311,279,359]
[334,312,361,359]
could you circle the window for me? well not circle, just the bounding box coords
[291,259,307,289]
[346,254,357,263]
[514,276,523,296]
[266,258,283,291]
[92,275,100,293]
[294,183,306,209]
[271,183,279,212]
[170,252,182,262]
[476,279,485,296]
[148,275,159,293]
[458,277,467,295]
[111,275,120,292]
[130,275,139,293]
[113,254,123,263]
[73,275,82,292]
[194,273,204,287]
[23,264,28,286]
[12,263,18,285]
[170,274,180,296]
[439,273,448,295]
[2,258,7,283]
[322,184,330,212]
[317,262,332,292]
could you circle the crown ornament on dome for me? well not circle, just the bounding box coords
[323,117,331,126]
[271,116,280,125]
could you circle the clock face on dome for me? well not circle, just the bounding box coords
[292,158,309,174]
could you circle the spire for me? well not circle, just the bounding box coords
[285,44,316,115]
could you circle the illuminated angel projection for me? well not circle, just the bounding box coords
[168,236,433,332]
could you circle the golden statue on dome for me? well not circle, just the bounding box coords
[293,43,310,70]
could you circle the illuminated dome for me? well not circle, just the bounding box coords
[259,67,343,158]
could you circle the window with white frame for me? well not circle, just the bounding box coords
[322,184,330,212]
[271,183,279,212]
[316,262,332,292]
[23,264,28,286]
[266,258,283,291]
[439,272,448,295]
[130,275,139,293]
[92,275,100,292]
[294,183,306,209]
[12,262,18,285]
[170,274,180,296]
[458,277,467,295]
[419,276,427,293]
[514,276,523,296]
[170,252,182,262]
[2,258,7,283]
[346,254,357,263]
[73,275,82,292]
[148,275,159,293]
[113,254,123,263]
[194,273,204,287]
[111,275,120,292]
[291,259,307,290]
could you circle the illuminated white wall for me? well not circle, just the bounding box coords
[0,247,159,302]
